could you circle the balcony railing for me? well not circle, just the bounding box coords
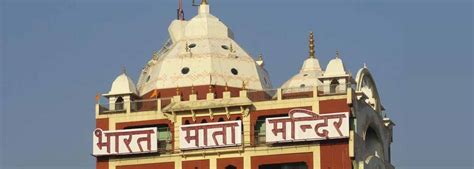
[97,97,173,114]
[317,83,350,96]
[247,89,277,102]
[97,84,351,114]
[131,99,157,112]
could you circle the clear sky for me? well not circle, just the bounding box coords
[1,0,473,169]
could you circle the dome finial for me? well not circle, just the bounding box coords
[177,0,185,20]
[121,66,127,75]
[363,63,368,68]
[309,31,315,58]
[336,50,340,59]
[201,0,208,5]
[176,85,180,96]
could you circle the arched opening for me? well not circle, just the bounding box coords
[330,79,339,93]
[259,162,307,169]
[218,118,225,122]
[184,120,190,125]
[201,119,207,123]
[225,165,237,169]
[365,127,384,159]
[115,96,124,110]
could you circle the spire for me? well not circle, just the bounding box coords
[121,66,127,75]
[198,0,210,14]
[177,0,185,20]
[336,50,340,59]
[309,32,315,58]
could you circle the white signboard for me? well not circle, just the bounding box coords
[93,127,158,156]
[180,120,242,150]
[266,109,349,143]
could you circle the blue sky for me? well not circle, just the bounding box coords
[1,0,473,169]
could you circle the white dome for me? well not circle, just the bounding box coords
[136,3,271,96]
[105,73,138,96]
[281,58,324,89]
[324,57,347,77]
[300,57,322,72]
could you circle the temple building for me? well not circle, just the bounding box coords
[93,1,395,169]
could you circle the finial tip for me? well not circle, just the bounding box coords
[309,31,315,58]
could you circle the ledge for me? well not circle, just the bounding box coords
[162,97,252,112]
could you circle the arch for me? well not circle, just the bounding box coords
[218,117,225,122]
[355,68,382,112]
[225,165,237,169]
[201,119,207,123]
[330,79,339,93]
[185,120,190,124]
[365,127,384,160]
[115,96,124,110]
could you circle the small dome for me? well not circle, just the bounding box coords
[281,58,324,89]
[169,3,234,42]
[300,58,322,72]
[324,57,347,77]
[105,73,138,96]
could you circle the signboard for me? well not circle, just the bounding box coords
[93,127,157,156]
[180,120,242,150]
[266,109,349,143]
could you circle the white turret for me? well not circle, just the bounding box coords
[319,51,350,94]
[103,70,137,111]
[281,32,323,89]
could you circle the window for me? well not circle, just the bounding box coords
[181,67,190,74]
[188,43,196,48]
[330,79,339,93]
[225,165,237,169]
[231,68,238,75]
[115,97,124,110]
[254,115,286,145]
[259,162,307,169]
[221,45,229,50]
[254,118,266,145]
[124,124,172,153]
[157,126,172,152]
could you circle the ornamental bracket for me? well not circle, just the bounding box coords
[191,109,196,122]
[209,108,214,120]
[225,107,230,120]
